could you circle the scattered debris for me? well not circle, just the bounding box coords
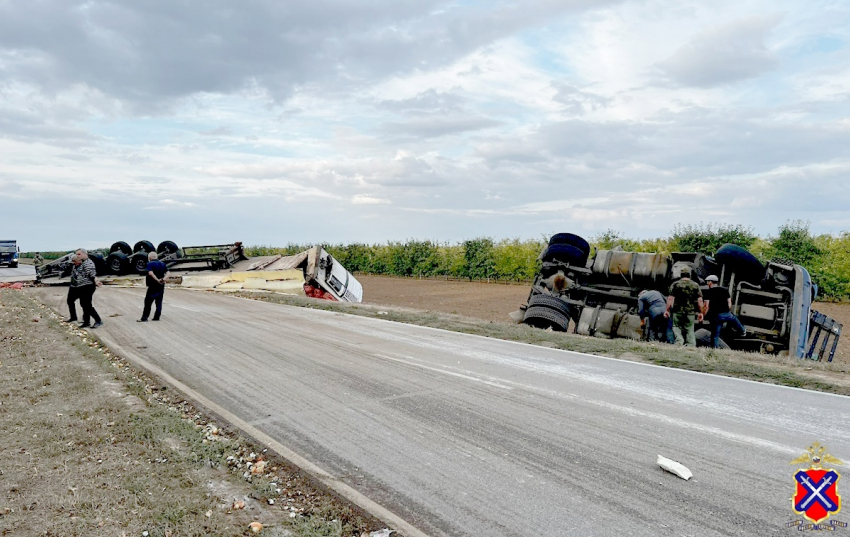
[249,521,263,533]
[657,455,693,480]
[232,500,246,511]
[369,530,395,537]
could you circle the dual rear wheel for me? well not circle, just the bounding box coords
[106,240,180,275]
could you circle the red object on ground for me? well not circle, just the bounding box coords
[0,282,23,289]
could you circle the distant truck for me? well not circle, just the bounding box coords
[512,233,843,361]
[0,240,20,268]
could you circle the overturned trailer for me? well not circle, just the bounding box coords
[38,240,248,280]
[512,233,842,361]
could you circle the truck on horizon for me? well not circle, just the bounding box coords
[0,240,20,268]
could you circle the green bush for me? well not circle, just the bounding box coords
[238,223,849,300]
[493,238,545,280]
[767,220,823,266]
[671,223,757,255]
[462,237,496,279]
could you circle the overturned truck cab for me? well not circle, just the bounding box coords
[512,233,842,361]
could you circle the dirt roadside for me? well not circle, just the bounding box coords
[357,274,850,364]
[0,289,378,537]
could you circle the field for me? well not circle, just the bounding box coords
[356,275,850,364]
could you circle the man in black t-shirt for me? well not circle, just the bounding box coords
[703,275,746,348]
[138,252,170,322]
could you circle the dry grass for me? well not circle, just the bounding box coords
[230,290,850,396]
[0,289,377,536]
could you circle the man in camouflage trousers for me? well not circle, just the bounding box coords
[664,268,704,347]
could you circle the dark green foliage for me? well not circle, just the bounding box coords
[671,223,757,255]
[769,220,823,266]
[462,237,496,280]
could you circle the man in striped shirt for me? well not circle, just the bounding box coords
[70,249,103,328]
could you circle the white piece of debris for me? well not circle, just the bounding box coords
[370,530,394,537]
[657,455,692,480]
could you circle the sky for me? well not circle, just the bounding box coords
[2,0,850,251]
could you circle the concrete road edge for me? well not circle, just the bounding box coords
[95,331,432,537]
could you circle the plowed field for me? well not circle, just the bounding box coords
[357,275,850,364]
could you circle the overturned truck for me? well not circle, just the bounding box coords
[512,233,842,361]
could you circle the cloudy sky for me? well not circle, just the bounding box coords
[2,0,849,251]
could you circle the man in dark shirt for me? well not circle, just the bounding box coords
[703,275,747,348]
[138,252,170,322]
[664,268,704,347]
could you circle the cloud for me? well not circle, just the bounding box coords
[656,15,782,87]
[381,116,501,138]
[351,194,391,205]
[5,0,850,251]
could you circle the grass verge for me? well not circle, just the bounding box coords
[0,289,378,536]
[229,290,850,396]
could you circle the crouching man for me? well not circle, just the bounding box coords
[638,289,672,343]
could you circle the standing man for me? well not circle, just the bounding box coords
[139,251,170,322]
[33,252,44,268]
[703,275,747,348]
[638,289,672,343]
[72,249,103,328]
[664,268,703,347]
[65,255,82,323]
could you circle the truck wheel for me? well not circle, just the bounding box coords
[695,328,730,349]
[130,252,149,274]
[715,244,765,284]
[527,294,572,318]
[133,240,156,254]
[109,241,133,255]
[9,261,18,268]
[90,253,107,276]
[542,243,587,267]
[548,233,591,257]
[522,306,570,332]
[157,241,182,258]
[106,252,129,275]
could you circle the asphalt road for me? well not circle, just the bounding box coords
[0,264,36,283]
[34,287,850,536]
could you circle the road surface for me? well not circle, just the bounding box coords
[0,264,36,283]
[34,287,850,536]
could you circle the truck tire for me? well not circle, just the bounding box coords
[527,294,572,319]
[715,244,764,284]
[9,261,17,268]
[542,243,587,267]
[109,241,132,256]
[133,240,156,254]
[522,306,570,332]
[130,252,149,275]
[695,328,730,350]
[106,252,129,275]
[90,253,107,276]
[157,240,182,258]
[548,233,591,257]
